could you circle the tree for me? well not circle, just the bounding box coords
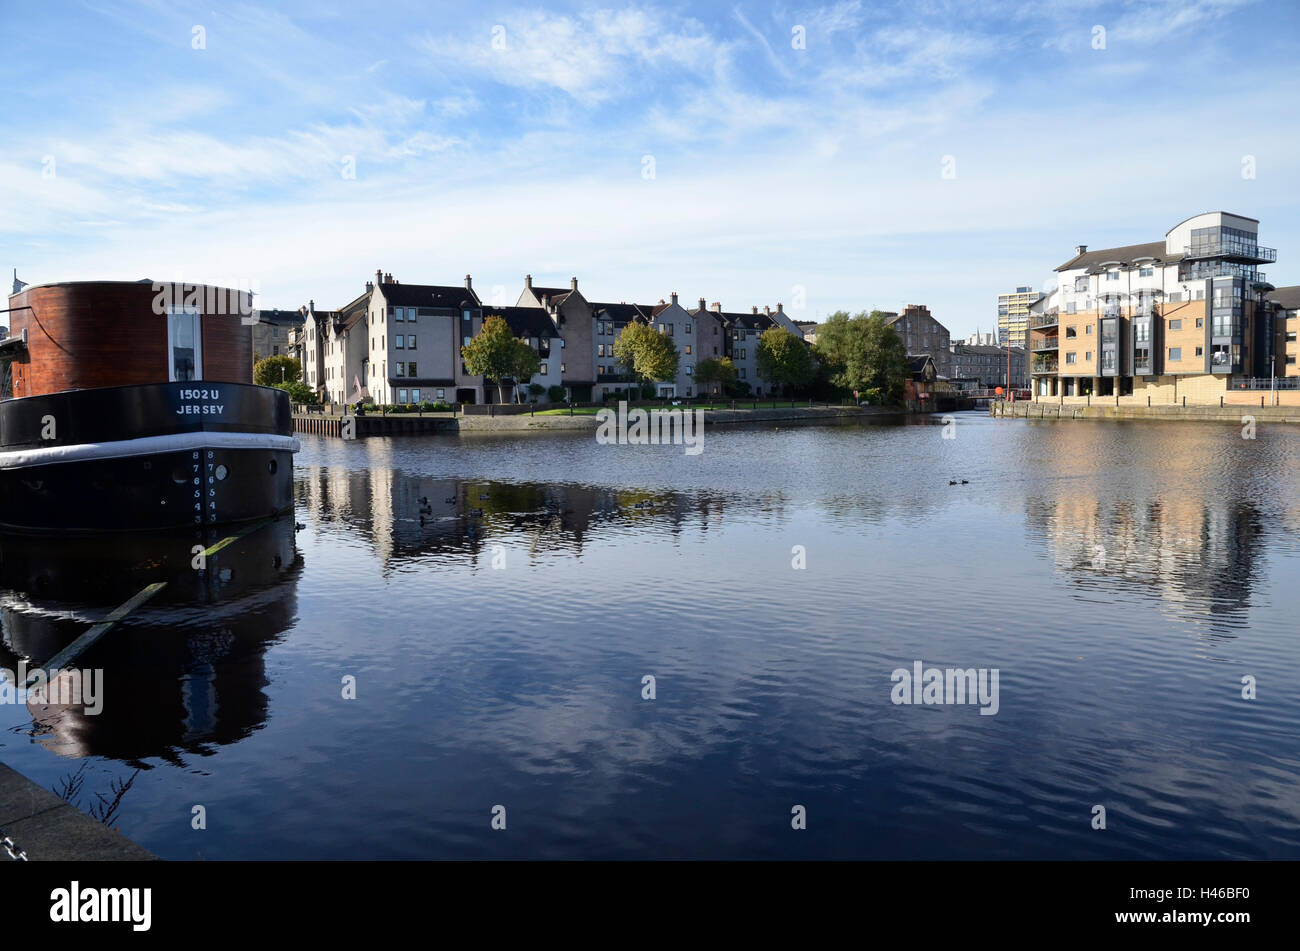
[274,380,317,404]
[756,326,814,394]
[694,357,737,395]
[812,310,909,404]
[254,355,301,387]
[613,323,679,394]
[547,384,567,403]
[509,339,542,402]
[461,315,518,402]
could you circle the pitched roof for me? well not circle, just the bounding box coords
[1054,241,1178,272]
[482,305,559,338]
[1268,285,1300,310]
[529,286,572,306]
[590,301,651,323]
[720,310,775,331]
[379,281,481,309]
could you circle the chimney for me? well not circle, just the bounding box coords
[309,299,314,311]
[698,297,706,311]
[670,291,678,306]
[525,274,532,289]
[659,299,665,305]
[1075,245,1087,255]
[384,272,392,283]
[751,306,758,314]
[570,276,578,291]
[465,274,473,291]
[376,269,383,285]
[541,294,549,309]
[777,302,784,313]
[763,305,771,316]
[711,302,721,313]
[365,280,372,292]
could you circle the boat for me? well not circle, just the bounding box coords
[0,279,298,532]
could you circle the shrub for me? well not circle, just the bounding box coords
[548,385,567,403]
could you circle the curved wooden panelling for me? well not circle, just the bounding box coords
[7,282,253,398]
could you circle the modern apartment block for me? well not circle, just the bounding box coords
[884,305,952,378]
[1028,212,1282,403]
[997,287,1034,348]
[251,306,303,362]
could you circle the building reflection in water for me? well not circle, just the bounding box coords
[1022,425,1269,632]
[0,518,301,763]
[293,465,755,570]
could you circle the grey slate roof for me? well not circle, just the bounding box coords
[380,281,481,309]
[1054,241,1179,272]
[1268,285,1300,310]
[483,305,559,338]
[590,301,652,323]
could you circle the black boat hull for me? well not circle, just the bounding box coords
[0,382,297,533]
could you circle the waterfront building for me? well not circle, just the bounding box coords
[517,276,594,402]
[997,286,1035,347]
[884,305,953,379]
[794,320,819,344]
[645,293,695,398]
[951,343,1028,388]
[1028,212,1281,403]
[482,305,563,400]
[718,305,778,396]
[1268,285,1299,377]
[688,299,730,396]
[589,300,653,400]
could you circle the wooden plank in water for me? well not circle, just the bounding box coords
[22,582,167,687]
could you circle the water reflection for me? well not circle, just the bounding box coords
[0,519,300,763]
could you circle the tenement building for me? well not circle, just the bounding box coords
[884,305,952,378]
[1028,212,1284,404]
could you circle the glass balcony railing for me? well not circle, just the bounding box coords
[1032,336,1059,350]
[1032,358,1059,374]
[1030,312,1059,328]
[1185,241,1276,264]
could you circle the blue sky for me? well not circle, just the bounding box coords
[3,0,1298,338]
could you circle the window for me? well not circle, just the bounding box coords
[1168,319,1181,330]
[1195,318,1203,328]
[539,364,547,375]
[396,363,405,377]
[272,327,279,338]
[1085,325,1093,334]
[1065,327,1077,338]
[395,335,405,349]
[685,345,692,355]
[395,308,404,321]
[1169,347,1182,361]
[668,324,674,336]
[560,363,566,373]
[398,389,407,402]
[685,323,692,334]
[408,335,416,350]
[167,308,202,381]
[407,362,416,377]
[409,389,420,402]
[436,389,445,400]
[1195,346,1203,357]
[1139,268,1153,277]
[685,364,692,375]
[463,336,472,346]
[1066,353,1077,365]
[272,346,279,356]
[1085,351,1092,361]
[740,349,746,359]
[739,368,746,379]
[1107,271,1119,281]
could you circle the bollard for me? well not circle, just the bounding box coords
[1182,396,1186,408]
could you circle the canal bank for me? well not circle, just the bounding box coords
[0,762,156,861]
[992,400,1300,424]
[295,404,904,436]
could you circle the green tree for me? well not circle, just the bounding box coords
[613,323,679,394]
[254,355,301,387]
[694,356,737,395]
[547,384,567,403]
[813,310,909,403]
[461,315,518,402]
[273,380,317,404]
[509,339,542,402]
[756,326,814,394]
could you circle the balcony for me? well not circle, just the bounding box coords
[1032,336,1059,351]
[1032,358,1059,374]
[1184,241,1276,264]
[1030,312,1059,329]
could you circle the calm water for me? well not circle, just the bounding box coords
[2,412,1299,859]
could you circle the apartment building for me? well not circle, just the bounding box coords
[1028,212,1282,403]
[251,306,303,362]
[481,305,562,400]
[884,305,952,378]
[688,299,730,396]
[1268,285,1299,376]
[590,300,653,400]
[517,276,593,401]
[997,287,1035,348]
[718,305,777,395]
[951,344,1028,389]
[645,293,695,398]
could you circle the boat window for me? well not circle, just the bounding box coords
[168,308,202,381]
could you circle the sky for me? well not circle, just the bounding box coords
[2,0,1299,340]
